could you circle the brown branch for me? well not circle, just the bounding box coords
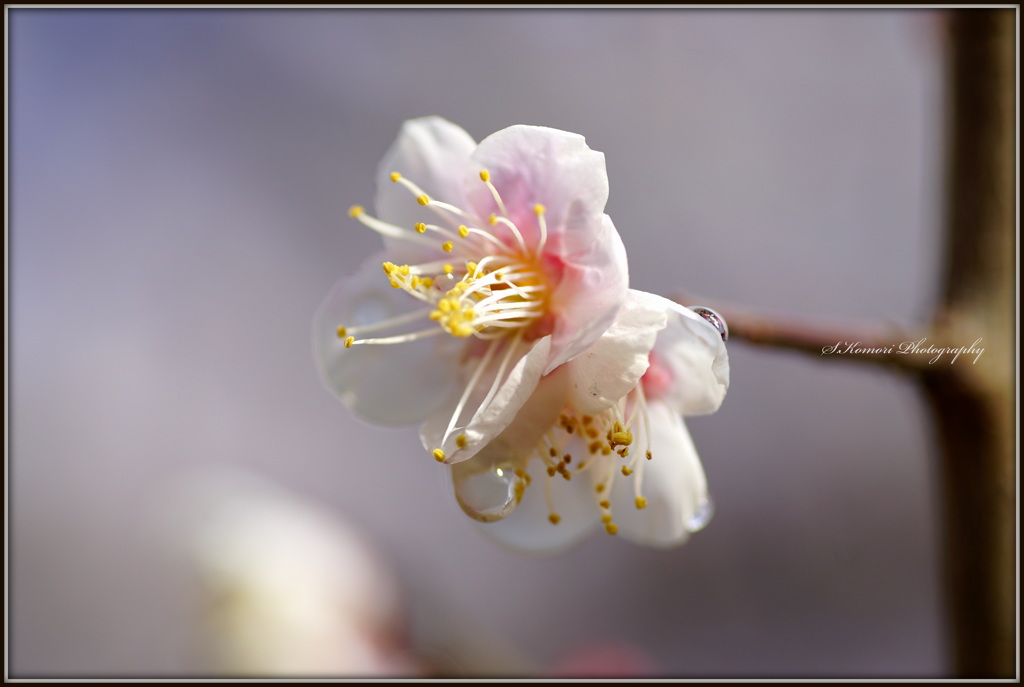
[673,295,935,373]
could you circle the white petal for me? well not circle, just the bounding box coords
[544,214,630,374]
[374,117,477,244]
[611,402,711,548]
[463,125,609,243]
[420,336,562,465]
[566,289,669,416]
[652,302,730,416]
[313,253,463,426]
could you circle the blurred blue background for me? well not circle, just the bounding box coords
[9,8,947,677]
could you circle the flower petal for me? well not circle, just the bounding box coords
[566,289,669,416]
[463,124,610,248]
[419,335,561,465]
[313,253,463,426]
[649,301,730,416]
[544,214,630,373]
[610,401,711,548]
[374,117,477,247]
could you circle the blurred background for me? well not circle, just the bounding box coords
[9,8,950,678]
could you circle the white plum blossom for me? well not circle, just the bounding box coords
[314,117,629,465]
[315,117,729,550]
[453,290,730,551]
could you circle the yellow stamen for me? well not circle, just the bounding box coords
[336,326,347,338]
[548,513,561,525]
[432,448,446,462]
[458,225,469,238]
[533,203,545,215]
[414,222,427,233]
[635,497,648,510]
[605,523,619,535]
[348,205,365,218]
[389,172,401,182]
[344,336,355,348]
[441,241,454,253]
[479,169,490,182]
[417,194,429,206]
[599,500,610,509]
[621,466,633,476]
[455,434,468,449]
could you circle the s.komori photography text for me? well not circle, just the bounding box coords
[822,338,985,364]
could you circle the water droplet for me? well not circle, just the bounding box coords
[685,496,714,533]
[453,461,518,522]
[688,306,728,342]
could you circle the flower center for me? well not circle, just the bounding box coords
[458,385,656,534]
[336,170,551,348]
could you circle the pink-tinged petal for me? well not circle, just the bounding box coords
[467,437,600,552]
[566,289,669,416]
[647,302,730,416]
[420,336,562,465]
[374,117,477,246]
[313,253,462,426]
[463,125,609,248]
[610,402,711,548]
[544,214,630,373]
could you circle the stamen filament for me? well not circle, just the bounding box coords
[440,339,501,447]
[341,308,430,337]
[349,327,444,346]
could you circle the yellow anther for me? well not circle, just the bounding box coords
[438,299,452,313]
[463,307,475,319]
[389,280,401,288]
[336,326,347,338]
[443,264,454,275]
[344,336,355,348]
[595,484,606,493]
[601,446,612,455]
[533,203,545,215]
[458,225,469,238]
[586,427,600,439]
[488,213,498,225]
[601,514,613,524]
[399,264,410,276]
[389,172,401,182]
[621,466,633,476]
[466,261,477,273]
[635,497,648,510]
[348,205,365,218]
[612,431,633,446]
[546,466,557,477]
[382,261,394,274]
[414,222,427,233]
[646,450,653,460]
[479,169,490,182]
[452,324,474,338]
[599,500,610,509]
[549,447,558,457]
[421,277,434,288]
[441,241,454,253]
[411,275,421,288]
[455,434,468,449]
[548,513,561,525]
[432,448,446,462]
[417,194,430,206]
[605,522,619,535]
[429,310,443,321]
